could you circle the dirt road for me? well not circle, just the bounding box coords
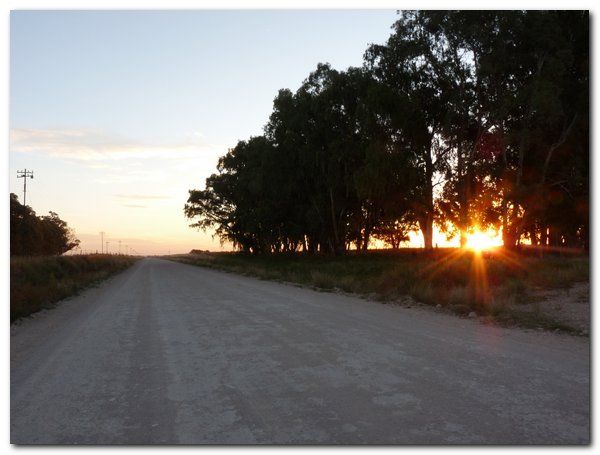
[11,258,589,444]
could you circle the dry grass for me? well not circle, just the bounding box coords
[169,248,589,333]
[10,254,139,322]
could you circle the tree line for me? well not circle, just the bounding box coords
[185,11,588,254]
[10,193,80,256]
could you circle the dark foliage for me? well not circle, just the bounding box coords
[10,193,80,256]
[185,11,588,253]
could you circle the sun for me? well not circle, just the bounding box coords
[466,231,498,252]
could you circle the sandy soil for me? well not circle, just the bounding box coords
[525,282,590,333]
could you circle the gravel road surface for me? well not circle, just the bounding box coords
[11,258,590,444]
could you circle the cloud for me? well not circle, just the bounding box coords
[10,127,223,161]
[114,194,170,200]
[93,169,171,184]
[123,204,148,208]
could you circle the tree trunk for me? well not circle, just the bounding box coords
[418,216,433,250]
[457,146,470,249]
[329,188,346,255]
[528,229,537,246]
[422,142,435,250]
[540,227,546,246]
[362,223,371,251]
[502,203,518,249]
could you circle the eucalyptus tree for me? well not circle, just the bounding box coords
[365,11,458,249]
[480,10,589,248]
[294,63,366,254]
[367,10,588,249]
[185,136,285,253]
[265,64,413,253]
[339,65,417,251]
[265,79,337,252]
[186,10,588,253]
[429,11,510,245]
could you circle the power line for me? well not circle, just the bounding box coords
[16,169,34,206]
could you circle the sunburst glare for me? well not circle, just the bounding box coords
[466,231,501,252]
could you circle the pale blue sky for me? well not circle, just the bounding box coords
[10,10,399,254]
[11,10,397,142]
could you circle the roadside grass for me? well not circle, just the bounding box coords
[169,249,588,333]
[10,254,139,322]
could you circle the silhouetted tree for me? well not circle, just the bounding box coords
[10,193,80,256]
[185,10,588,253]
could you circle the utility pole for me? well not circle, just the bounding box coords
[16,169,34,205]
[100,231,105,254]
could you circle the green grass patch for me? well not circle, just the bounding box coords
[10,254,139,322]
[169,248,588,332]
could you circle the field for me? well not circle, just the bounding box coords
[170,248,589,334]
[10,254,139,322]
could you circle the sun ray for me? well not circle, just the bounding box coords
[419,248,466,277]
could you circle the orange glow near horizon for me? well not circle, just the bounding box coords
[465,229,503,252]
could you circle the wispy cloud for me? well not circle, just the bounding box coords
[114,194,171,200]
[123,204,148,208]
[93,169,171,184]
[10,128,222,161]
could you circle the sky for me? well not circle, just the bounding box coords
[9,10,406,255]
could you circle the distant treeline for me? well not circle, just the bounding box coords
[10,193,80,256]
[185,11,589,254]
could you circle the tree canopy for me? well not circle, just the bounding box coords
[10,193,80,256]
[185,10,589,254]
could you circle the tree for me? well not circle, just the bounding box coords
[10,193,80,256]
[480,11,589,248]
[39,211,81,255]
[367,10,588,249]
[185,11,588,253]
[185,64,418,254]
[365,11,457,249]
[10,193,43,256]
[372,218,413,250]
